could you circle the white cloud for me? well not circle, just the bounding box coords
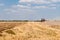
[33,6,48,8]
[17,4,56,9]
[19,0,50,4]
[18,0,58,9]
[33,5,56,9]
[3,0,57,15]
[17,4,30,9]
[4,0,57,14]
[19,0,60,4]
[19,0,33,2]
[4,5,35,14]
[50,0,60,2]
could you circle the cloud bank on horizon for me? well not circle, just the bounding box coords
[0,0,60,20]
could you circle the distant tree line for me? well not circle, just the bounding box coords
[0,18,46,22]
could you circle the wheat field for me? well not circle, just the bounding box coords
[0,21,60,40]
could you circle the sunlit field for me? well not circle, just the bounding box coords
[0,21,60,40]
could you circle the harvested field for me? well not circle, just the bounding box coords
[0,21,60,40]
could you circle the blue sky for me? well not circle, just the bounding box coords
[0,0,60,20]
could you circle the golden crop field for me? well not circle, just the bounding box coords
[0,21,60,40]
